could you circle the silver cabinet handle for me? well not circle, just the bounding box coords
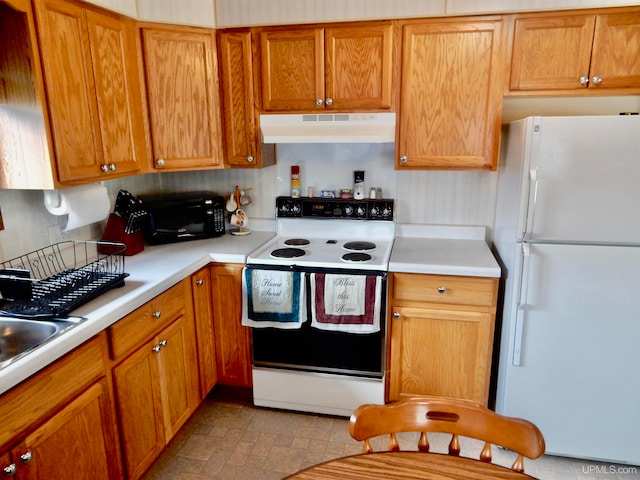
[3,463,16,476]
[100,164,110,172]
[400,155,408,164]
[325,98,333,106]
[152,311,161,318]
[156,158,165,167]
[315,98,323,106]
[592,75,602,85]
[247,155,254,163]
[19,451,32,464]
[159,339,167,348]
[152,345,161,353]
[393,312,400,319]
[196,279,204,286]
[438,286,446,294]
[579,75,589,86]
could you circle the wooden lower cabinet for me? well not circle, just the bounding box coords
[388,273,498,406]
[0,334,123,479]
[8,380,119,480]
[109,279,200,480]
[191,267,218,398]
[210,264,252,387]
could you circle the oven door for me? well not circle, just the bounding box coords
[248,266,387,378]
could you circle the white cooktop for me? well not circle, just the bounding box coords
[247,218,395,270]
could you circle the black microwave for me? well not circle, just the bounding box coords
[140,192,226,244]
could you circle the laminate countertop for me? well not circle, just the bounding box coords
[390,224,501,278]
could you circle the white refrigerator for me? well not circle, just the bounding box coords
[493,115,640,465]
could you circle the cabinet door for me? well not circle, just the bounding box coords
[156,316,200,440]
[509,14,595,91]
[192,268,217,398]
[15,380,122,480]
[141,26,223,170]
[260,28,324,111]
[398,19,503,170]
[389,306,494,405]
[590,12,640,89]
[211,264,252,387]
[218,31,260,167]
[34,0,104,182]
[325,23,393,110]
[85,10,146,177]
[113,338,164,480]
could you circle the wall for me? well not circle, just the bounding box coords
[2,95,640,262]
[82,0,640,27]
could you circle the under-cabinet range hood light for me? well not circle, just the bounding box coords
[260,113,396,144]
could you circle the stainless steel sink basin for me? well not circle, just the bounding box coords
[0,317,82,369]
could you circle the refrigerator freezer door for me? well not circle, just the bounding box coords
[498,242,640,464]
[524,115,640,244]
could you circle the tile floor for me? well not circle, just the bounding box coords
[142,386,640,480]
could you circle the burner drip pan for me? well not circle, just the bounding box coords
[270,248,306,259]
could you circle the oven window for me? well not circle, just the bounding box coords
[252,324,385,378]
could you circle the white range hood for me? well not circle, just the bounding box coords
[260,112,396,143]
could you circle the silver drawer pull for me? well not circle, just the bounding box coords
[152,311,161,318]
[438,286,446,294]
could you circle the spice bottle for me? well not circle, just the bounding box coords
[291,166,300,198]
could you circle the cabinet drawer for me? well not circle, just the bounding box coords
[391,273,497,307]
[109,280,187,359]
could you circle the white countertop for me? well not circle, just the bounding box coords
[0,230,275,395]
[389,224,501,278]
[1,223,500,395]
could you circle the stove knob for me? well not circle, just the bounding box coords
[356,206,365,217]
[279,204,289,213]
[370,207,379,217]
[344,206,353,216]
[292,204,301,213]
[383,207,391,217]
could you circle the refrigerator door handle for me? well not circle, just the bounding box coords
[513,243,531,366]
[523,169,538,242]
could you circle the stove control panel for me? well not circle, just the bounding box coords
[276,197,393,220]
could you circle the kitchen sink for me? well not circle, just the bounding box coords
[0,317,84,370]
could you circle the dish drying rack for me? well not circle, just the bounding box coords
[0,241,129,319]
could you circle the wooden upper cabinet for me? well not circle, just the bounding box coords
[325,24,393,110]
[33,0,146,184]
[218,30,275,168]
[508,9,640,93]
[397,18,504,171]
[259,22,393,112]
[141,25,223,171]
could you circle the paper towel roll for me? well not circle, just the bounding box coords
[44,183,111,232]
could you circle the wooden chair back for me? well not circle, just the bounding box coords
[349,395,545,473]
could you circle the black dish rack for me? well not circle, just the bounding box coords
[0,241,129,319]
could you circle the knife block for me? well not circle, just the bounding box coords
[100,213,144,256]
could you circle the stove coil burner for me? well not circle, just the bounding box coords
[342,252,373,262]
[283,238,311,247]
[343,241,377,252]
[270,247,306,259]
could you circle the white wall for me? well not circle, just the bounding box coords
[2,94,640,262]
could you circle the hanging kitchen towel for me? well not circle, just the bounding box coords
[310,273,381,333]
[241,267,306,329]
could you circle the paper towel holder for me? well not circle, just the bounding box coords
[44,189,62,211]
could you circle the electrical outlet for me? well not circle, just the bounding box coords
[48,224,64,244]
